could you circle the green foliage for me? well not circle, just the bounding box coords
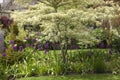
[8,23,19,41]
[1,48,120,78]
[4,0,120,78]
[11,0,120,47]
[67,49,108,74]
[11,0,120,51]
[92,53,106,73]
[109,54,120,74]
[0,64,7,80]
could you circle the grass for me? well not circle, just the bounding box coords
[17,74,120,80]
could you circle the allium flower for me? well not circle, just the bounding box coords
[71,45,75,49]
[2,47,6,51]
[107,45,112,48]
[31,44,35,48]
[45,43,49,48]
[26,43,31,47]
[2,53,6,57]
[38,45,43,50]
[53,43,59,49]
[12,45,17,51]
[19,46,23,52]
[32,39,36,42]
[71,45,79,49]
[99,42,105,48]
[10,40,14,45]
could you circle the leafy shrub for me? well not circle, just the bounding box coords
[0,64,7,80]
[1,48,120,78]
[112,36,120,52]
[93,56,106,73]
[67,49,108,74]
[109,54,120,74]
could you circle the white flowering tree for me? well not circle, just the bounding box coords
[11,2,97,63]
[39,10,96,63]
[11,0,120,62]
[40,14,105,64]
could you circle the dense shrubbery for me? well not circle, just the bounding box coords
[1,49,120,79]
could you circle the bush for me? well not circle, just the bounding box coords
[93,56,106,73]
[1,48,120,78]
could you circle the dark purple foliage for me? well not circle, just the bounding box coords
[1,16,13,28]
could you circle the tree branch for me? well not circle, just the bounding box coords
[38,0,52,6]
[57,1,72,7]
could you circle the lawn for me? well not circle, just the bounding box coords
[17,74,120,80]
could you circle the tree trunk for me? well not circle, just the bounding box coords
[108,19,113,48]
[54,7,58,12]
[61,46,66,63]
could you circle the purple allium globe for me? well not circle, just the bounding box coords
[26,43,31,47]
[2,47,6,51]
[31,44,35,48]
[100,42,105,48]
[19,46,23,52]
[45,43,49,48]
[38,45,43,50]
[2,53,6,57]
[10,40,14,45]
[32,38,36,42]
[12,45,17,51]
[71,45,78,49]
